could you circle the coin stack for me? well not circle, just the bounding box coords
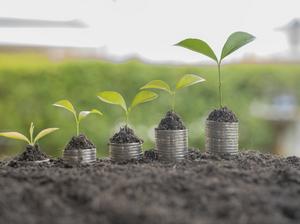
[109,142,143,162]
[63,148,97,164]
[205,120,238,155]
[155,129,188,162]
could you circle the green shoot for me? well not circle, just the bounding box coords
[97,90,158,125]
[53,99,103,136]
[0,122,59,146]
[175,31,255,108]
[140,74,205,111]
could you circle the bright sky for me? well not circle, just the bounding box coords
[0,0,299,63]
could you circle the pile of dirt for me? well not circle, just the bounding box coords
[0,150,300,224]
[65,134,95,150]
[110,126,142,144]
[157,111,186,130]
[143,150,158,161]
[15,144,48,161]
[207,107,238,122]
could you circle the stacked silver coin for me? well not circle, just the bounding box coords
[155,129,188,162]
[205,120,239,155]
[63,148,97,164]
[109,142,143,162]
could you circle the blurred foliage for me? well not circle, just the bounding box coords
[0,53,300,158]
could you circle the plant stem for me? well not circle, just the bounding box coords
[76,121,79,136]
[74,114,79,136]
[30,132,33,145]
[171,92,176,111]
[29,123,34,145]
[217,62,223,108]
[125,111,129,126]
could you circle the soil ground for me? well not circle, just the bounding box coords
[0,150,300,224]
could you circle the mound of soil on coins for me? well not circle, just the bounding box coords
[110,126,142,144]
[65,134,95,150]
[157,111,186,130]
[207,107,238,122]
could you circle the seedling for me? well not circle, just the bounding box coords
[140,74,205,111]
[0,122,58,146]
[175,31,255,108]
[97,90,158,124]
[53,99,102,136]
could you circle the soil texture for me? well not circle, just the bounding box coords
[110,126,142,144]
[65,134,96,150]
[0,150,300,224]
[157,110,186,130]
[207,107,238,122]
[15,144,48,161]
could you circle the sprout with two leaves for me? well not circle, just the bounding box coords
[0,122,59,146]
[97,90,158,144]
[140,74,205,111]
[175,31,255,108]
[53,100,103,136]
[97,90,158,125]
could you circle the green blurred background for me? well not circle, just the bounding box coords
[1,53,300,158]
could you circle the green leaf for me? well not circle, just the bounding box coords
[0,132,30,144]
[130,91,158,110]
[34,128,59,144]
[175,38,218,62]
[79,109,103,122]
[140,80,172,94]
[221,31,255,60]
[53,100,77,117]
[97,91,127,112]
[176,74,205,90]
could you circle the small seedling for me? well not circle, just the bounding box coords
[97,90,158,124]
[140,74,205,111]
[53,99,102,136]
[175,31,255,108]
[0,122,58,146]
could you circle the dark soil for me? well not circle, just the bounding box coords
[15,144,48,161]
[1,150,300,224]
[157,110,186,130]
[65,134,95,150]
[207,107,238,122]
[110,126,142,144]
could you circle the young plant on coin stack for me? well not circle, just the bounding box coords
[97,90,158,162]
[176,31,255,155]
[53,100,102,164]
[140,74,205,161]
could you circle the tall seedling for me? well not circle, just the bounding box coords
[175,32,255,108]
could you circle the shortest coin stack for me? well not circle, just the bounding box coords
[109,142,143,162]
[205,120,238,155]
[63,148,97,164]
[155,129,188,162]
